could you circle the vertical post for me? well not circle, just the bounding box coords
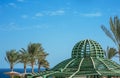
[86,76,88,78]
[94,75,99,78]
[86,75,89,78]
[108,76,111,78]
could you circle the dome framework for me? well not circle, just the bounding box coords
[26,39,120,78]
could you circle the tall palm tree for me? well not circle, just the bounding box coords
[42,60,49,71]
[5,49,19,71]
[27,43,41,73]
[104,46,117,59]
[101,16,120,60]
[37,51,49,72]
[19,48,30,73]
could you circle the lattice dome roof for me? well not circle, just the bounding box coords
[26,39,120,78]
[72,39,104,58]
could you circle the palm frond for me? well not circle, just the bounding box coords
[105,46,117,59]
[5,49,19,71]
[5,57,9,63]
[101,25,116,44]
[115,17,120,44]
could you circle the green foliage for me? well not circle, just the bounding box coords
[19,48,30,73]
[104,46,117,59]
[27,42,49,73]
[101,16,120,60]
[19,48,30,64]
[5,49,19,71]
[27,43,43,73]
[4,42,49,73]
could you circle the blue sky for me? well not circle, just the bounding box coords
[0,0,120,68]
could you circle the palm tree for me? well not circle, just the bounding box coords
[19,48,30,73]
[101,16,120,60]
[5,49,19,71]
[104,46,117,59]
[42,60,49,71]
[37,51,49,72]
[27,43,42,73]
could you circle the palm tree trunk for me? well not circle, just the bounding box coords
[24,64,26,73]
[10,64,13,72]
[38,63,41,73]
[31,63,34,73]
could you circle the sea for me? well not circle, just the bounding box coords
[0,68,42,78]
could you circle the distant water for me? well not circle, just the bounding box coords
[0,68,41,78]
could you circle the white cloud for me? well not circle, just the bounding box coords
[33,25,49,29]
[80,12,102,17]
[47,10,65,16]
[35,13,44,17]
[30,9,66,19]
[32,13,44,19]
[21,10,65,20]
[0,23,49,31]
[8,3,17,8]
[21,15,28,19]
[0,22,24,31]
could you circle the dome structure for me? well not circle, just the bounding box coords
[26,39,120,78]
[72,39,104,58]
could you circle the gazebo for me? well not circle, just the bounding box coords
[26,39,120,78]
